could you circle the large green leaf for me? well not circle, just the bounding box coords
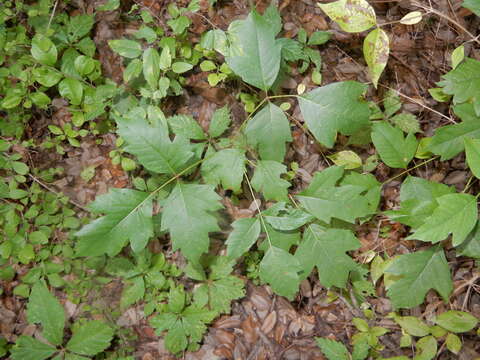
[316,337,349,360]
[226,10,282,90]
[201,148,246,192]
[108,39,142,58]
[363,28,389,88]
[463,0,480,16]
[75,189,153,256]
[58,78,83,106]
[251,160,290,201]
[259,246,301,300]
[428,104,480,160]
[406,193,477,246]
[299,81,369,148]
[116,113,193,175]
[143,48,160,90]
[10,336,57,360]
[168,115,206,140]
[245,102,292,162]
[31,34,57,66]
[437,58,480,115]
[225,218,261,258]
[27,281,65,346]
[295,225,360,288]
[464,137,480,178]
[318,0,376,33]
[385,246,452,309]
[371,121,418,169]
[161,184,223,262]
[434,310,478,333]
[66,321,114,356]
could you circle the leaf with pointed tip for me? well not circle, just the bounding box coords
[10,336,57,360]
[161,184,223,262]
[245,103,292,162]
[168,115,206,140]
[251,160,290,201]
[226,218,261,259]
[316,337,349,360]
[385,246,452,309]
[406,193,477,246]
[464,137,480,178]
[209,106,231,138]
[463,0,480,16]
[116,114,194,174]
[27,281,65,346]
[143,48,161,90]
[295,225,360,287]
[363,28,389,88]
[456,221,480,258]
[76,189,153,256]
[201,148,246,192]
[259,246,301,299]
[226,10,282,90]
[66,321,114,356]
[299,81,369,148]
[318,0,376,33]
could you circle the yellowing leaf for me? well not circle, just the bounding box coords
[400,11,423,25]
[318,0,376,33]
[328,150,362,169]
[363,28,389,88]
[451,45,465,69]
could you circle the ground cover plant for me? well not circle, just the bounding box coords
[1,0,480,359]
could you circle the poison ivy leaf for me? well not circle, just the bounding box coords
[66,321,114,356]
[428,104,480,160]
[315,337,349,360]
[414,336,437,360]
[385,246,453,309]
[456,221,480,258]
[168,115,206,140]
[58,78,83,106]
[143,48,161,90]
[437,58,480,115]
[245,102,292,162]
[464,137,480,178]
[363,28,389,88]
[116,113,193,174]
[27,281,65,346]
[31,34,57,66]
[318,0,376,33]
[161,184,223,262]
[371,121,418,169]
[208,106,231,138]
[251,160,290,201]
[299,81,369,148]
[434,310,478,333]
[225,218,261,259]
[226,10,282,90]
[201,148,246,192]
[10,336,56,360]
[259,246,301,299]
[108,39,142,58]
[340,172,381,213]
[259,224,301,252]
[463,0,480,16]
[406,193,477,246]
[264,209,314,231]
[75,189,153,256]
[295,225,361,287]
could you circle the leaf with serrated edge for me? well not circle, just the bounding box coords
[226,218,261,258]
[201,148,246,192]
[318,0,376,33]
[315,337,349,360]
[245,103,292,162]
[10,336,57,360]
[363,28,389,88]
[251,160,291,201]
[168,115,206,140]
[66,321,114,356]
[209,106,231,138]
[385,246,452,309]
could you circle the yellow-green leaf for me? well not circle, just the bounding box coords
[400,11,423,25]
[451,45,465,69]
[363,28,389,88]
[318,0,376,33]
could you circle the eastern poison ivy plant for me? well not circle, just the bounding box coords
[10,281,114,360]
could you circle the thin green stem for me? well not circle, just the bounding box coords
[382,156,439,185]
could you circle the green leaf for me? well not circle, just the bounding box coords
[451,45,465,69]
[315,337,349,360]
[456,221,480,258]
[299,81,369,148]
[108,39,142,58]
[371,121,417,169]
[437,58,480,115]
[259,246,301,299]
[1,95,22,109]
[68,15,94,42]
[120,276,145,308]
[265,209,314,231]
[27,281,65,346]
[295,225,360,287]
[201,29,229,56]
[308,31,331,45]
[363,28,389,88]
[445,333,462,354]
[406,193,477,246]
[390,113,421,133]
[383,89,402,118]
[74,55,95,76]
[30,91,51,108]
[245,102,292,162]
[161,184,223,262]
[251,160,290,201]
[66,321,114,356]
[31,34,57,66]
[117,113,193,174]
[225,218,261,258]
[201,148,246,192]
[385,246,453,309]
[168,115,206,140]
[352,341,369,360]
[159,46,172,70]
[58,78,84,106]
[123,59,142,83]
[168,15,191,34]
[172,62,193,74]
[328,150,362,169]
[168,286,186,314]
[413,336,437,360]
[135,25,157,44]
[392,315,431,337]
[428,104,480,160]
[226,10,282,90]
[10,336,57,360]
[75,189,153,256]
[208,106,231,138]
[98,0,120,11]
[463,0,480,16]
[164,321,188,354]
[434,310,478,333]
[464,137,480,178]
[318,0,376,33]
[33,67,63,87]
[143,48,161,90]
